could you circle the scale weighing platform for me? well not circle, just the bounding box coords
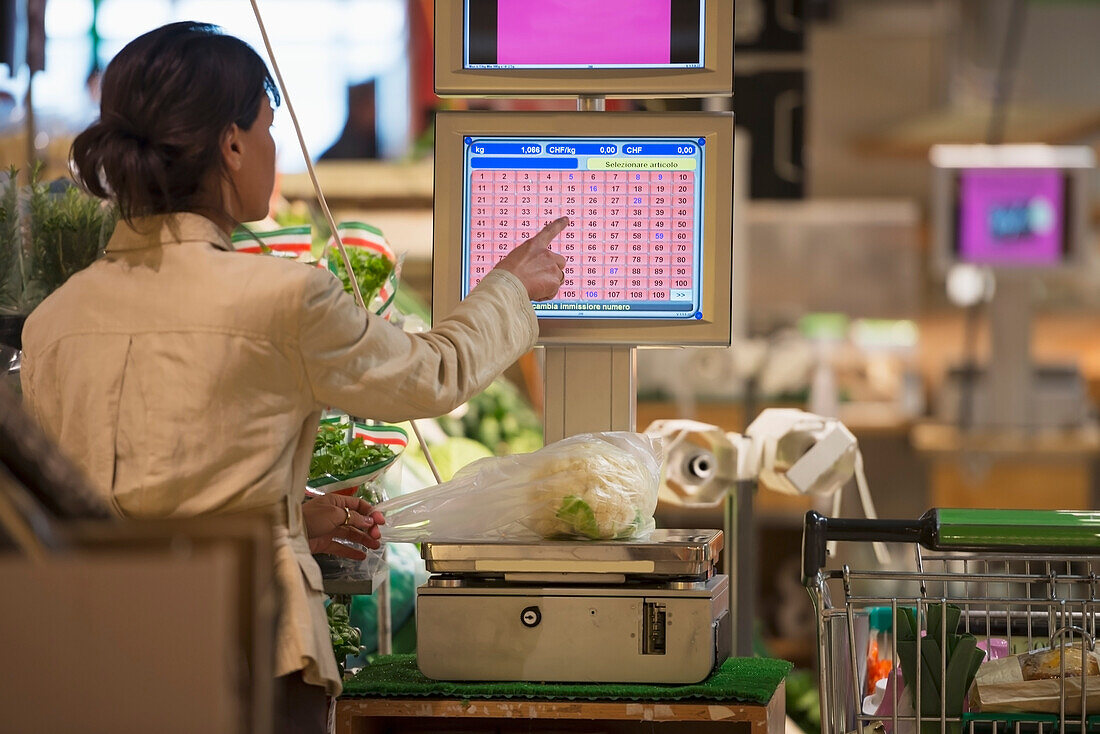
[415,529,730,684]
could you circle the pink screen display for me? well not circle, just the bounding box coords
[496,0,672,66]
[957,169,1066,266]
[468,168,696,304]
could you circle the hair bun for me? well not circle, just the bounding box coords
[98,112,152,146]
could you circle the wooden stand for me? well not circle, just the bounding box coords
[335,681,785,734]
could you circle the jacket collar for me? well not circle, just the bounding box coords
[106,213,233,253]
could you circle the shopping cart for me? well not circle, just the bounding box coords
[802,510,1100,734]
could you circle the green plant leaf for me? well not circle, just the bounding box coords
[20,168,116,311]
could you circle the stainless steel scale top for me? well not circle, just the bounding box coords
[421,529,723,580]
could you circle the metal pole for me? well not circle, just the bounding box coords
[23,73,36,176]
[375,546,393,655]
[988,276,1033,429]
[724,478,757,658]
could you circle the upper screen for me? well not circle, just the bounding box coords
[464,0,705,69]
[955,169,1068,267]
[463,135,705,319]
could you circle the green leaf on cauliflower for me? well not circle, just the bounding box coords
[555,495,601,540]
[614,510,644,539]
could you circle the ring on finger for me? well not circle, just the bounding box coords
[341,506,352,527]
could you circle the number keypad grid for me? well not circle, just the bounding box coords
[468,169,696,303]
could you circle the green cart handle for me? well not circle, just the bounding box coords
[802,509,1100,585]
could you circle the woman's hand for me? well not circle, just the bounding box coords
[303,493,386,558]
[493,217,569,301]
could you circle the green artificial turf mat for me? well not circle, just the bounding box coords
[341,654,792,704]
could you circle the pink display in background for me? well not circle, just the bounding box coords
[496,0,672,67]
[957,169,1065,266]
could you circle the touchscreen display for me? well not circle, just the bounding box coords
[465,0,704,69]
[956,168,1067,266]
[463,135,705,319]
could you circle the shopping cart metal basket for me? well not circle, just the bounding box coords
[802,510,1100,734]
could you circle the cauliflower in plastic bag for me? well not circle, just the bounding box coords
[375,432,662,543]
[522,437,655,539]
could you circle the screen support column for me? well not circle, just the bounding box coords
[988,275,1033,428]
[540,94,639,443]
[543,346,636,442]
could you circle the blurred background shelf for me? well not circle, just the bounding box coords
[279,160,434,211]
[854,105,1100,160]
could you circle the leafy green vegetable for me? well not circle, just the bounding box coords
[896,605,985,734]
[25,168,116,310]
[403,435,493,483]
[506,428,544,456]
[0,166,116,314]
[785,668,821,734]
[0,168,20,312]
[310,422,395,481]
[329,247,393,304]
[555,495,600,540]
[439,378,543,456]
[326,600,363,669]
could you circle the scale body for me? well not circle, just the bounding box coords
[415,529,730,684]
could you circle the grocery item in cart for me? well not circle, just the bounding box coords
[1020,644,1100,680]
[972,642,1100,714]
[895,605,985,734]
[866,606,895,696]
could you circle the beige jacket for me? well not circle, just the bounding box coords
[20,213,538,695]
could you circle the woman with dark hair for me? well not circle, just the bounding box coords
[20,21,567,732]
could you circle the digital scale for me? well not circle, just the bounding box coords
[415,529,730,684]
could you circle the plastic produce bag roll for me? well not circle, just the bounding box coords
[375,432,663,542]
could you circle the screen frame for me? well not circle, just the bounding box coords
[949,169,1074,267]
[930,145,1094,275]
[434,0,733,98]
[433,111,734,346]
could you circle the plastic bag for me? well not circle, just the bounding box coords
[310,418,407,580]
[345,543,428,662]
[375,432,662,542]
